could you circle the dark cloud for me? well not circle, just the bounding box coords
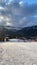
[0,0,37,29]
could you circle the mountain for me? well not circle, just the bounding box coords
[4,25,37,39]
[17,25,37,39]
[4,26,17,38]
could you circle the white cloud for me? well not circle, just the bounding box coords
[5,0,14,5]
[0,15,4,20]
[19,1,24,7]
[0,15,11,22]
[6,22,12,26]
[0,6,4,10]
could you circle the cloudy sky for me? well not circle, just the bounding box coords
[0,0,37,29]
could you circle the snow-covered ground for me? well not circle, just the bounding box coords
[0,42,37,65]
[9,39,24,42]
[7,39,35,42]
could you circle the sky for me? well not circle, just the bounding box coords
[0,0,37,29]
